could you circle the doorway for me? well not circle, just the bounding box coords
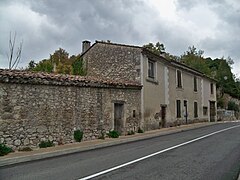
[210,101,216,122]
[114,103,124,133]
[161,105,166,127]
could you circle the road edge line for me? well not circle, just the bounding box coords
[79,124,240,180]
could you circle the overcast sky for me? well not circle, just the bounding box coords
[0,0,239,77]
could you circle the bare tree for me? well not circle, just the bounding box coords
[7,32,23,69]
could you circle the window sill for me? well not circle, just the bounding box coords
[176,87,184,91]
[146,77,159,84]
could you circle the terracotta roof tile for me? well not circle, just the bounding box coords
[0,69,142,89]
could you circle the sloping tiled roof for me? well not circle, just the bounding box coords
[0,69,142,89]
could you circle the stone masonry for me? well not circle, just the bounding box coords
[83,41,142,82]
[0,69,141,150]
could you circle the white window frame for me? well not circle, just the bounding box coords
[176,69,183,88]
[194,76,198,92]
[148,60,156,79]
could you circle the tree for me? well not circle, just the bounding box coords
[228,101,239,112]
[33,59,53,73]
[7,32,23,69]
[214,58,236,96]
[72,56,86,75]
[50,48,69,65]
[226,56,234,67]
[27,60,36,70]
[180,46,211,76]
[143,42,166,55]
[28,48,87,76]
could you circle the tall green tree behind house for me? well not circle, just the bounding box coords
[32,59,53,73]
[180,46,211,76]
[50,48,69,65]
[213,58,237,97]
[143,42,180,61]
[143,42,166,55]
[72,55,86,75]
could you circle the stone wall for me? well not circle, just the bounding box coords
[83,41,142,82]
[217,92,240,120]
[217,109,236,121]
[0,70,141,150]
[221,93,240,109]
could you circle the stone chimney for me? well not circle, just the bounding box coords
[82,40,91,54]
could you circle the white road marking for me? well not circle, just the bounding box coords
[79,124,240,180]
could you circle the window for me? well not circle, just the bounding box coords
[148,60,155,78]
[210,83,214,94]
[194,76,197,92]
[177,70,182,88]
[194,102,198,118]
[133,110,136,118]
[203,106,208,116]
[176,100,181,118]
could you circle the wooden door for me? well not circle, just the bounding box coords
[161,106,166,127]
[210,101,216,122]
[114,103,123,133]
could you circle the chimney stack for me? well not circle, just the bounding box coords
[82,40,91,54]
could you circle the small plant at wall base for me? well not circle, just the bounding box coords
[19,147,33,151]
[39,140,54,148]
[107,130,120,138]
[127,130,135,135]
[137,127,144,133]
[74,130,83,142]
[0,143,14,156]
[98,130,105,140]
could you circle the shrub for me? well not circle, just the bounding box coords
[98,130,105,140]
[39,140,54,148]
[74,130,83,142]
[0,143,14,156]
[107,130,120,138]
[217,98,224,108]
[19,147,33,151]
[127,130,135,135]
[137,127,144,133]
[228,101,240,112]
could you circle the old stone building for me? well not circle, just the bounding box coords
[81,41,217,130]
[0,69,141,149]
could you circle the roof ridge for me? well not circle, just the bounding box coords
[95,40,142,49]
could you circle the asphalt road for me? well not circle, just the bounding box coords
[1,122,240,180]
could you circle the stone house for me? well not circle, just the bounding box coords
[0,69,141,149]
[81,41,217,130]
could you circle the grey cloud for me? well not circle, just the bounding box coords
[175,0,226,10]
[175,0,199,10]
[0,0,239,77]
[28,0,146,43]
[1,0,148,68]
[174,0,240,75]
